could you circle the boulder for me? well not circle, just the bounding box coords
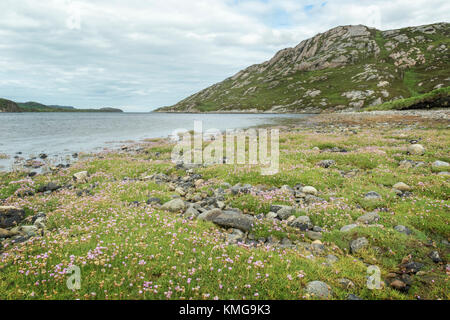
[302,186,318,196]
[211,211,254,232]
[73,171,89,183]
[407,144,425,155]
[290,216,312,231]
[356,211,380,224]
[198,208,223,222]
[393,182,411,192]
[0,206,25,229]
[306,281,331,298]
[161,199,186,212]
[317,160,336,168]
[432,160,449,168]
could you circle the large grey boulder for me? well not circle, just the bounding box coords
[161,199,186,212]
[212,211,254,232]
[0,206,25,229]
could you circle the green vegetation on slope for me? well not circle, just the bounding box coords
[364,86,450,111]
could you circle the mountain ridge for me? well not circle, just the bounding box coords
[155,22,450,113]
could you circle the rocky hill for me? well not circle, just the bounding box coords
[0,98,21,112]
[156,22,450,113]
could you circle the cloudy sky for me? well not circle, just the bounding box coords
[1,0,449,111]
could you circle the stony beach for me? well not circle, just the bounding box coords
[0,110,449,300]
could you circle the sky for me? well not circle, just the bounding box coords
[0,0,449,112]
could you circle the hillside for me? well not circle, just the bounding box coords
[155,22,450,113]
[0,98,21,112]
[1,99,123,113]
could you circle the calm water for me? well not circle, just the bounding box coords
[0,112,311,171]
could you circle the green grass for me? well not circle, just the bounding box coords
[0,117,449,300]
[364,86,450,111]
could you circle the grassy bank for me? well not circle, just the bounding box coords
[364,86,450,111]
[0,114,449,300]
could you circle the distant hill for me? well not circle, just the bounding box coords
[0,98,21,112]
[0,100,124,113]
[155,22,450,113]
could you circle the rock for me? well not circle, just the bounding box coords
[0,206,25,229]
[390,279,407,292]
[302,186,318,196]
[356,211,380,224]
[212,211,254,232]
[350,237,369,253]
[317,160,336,168]
[175,187,186,196]
[146,197,162,205]
[403,261,424,274]
[326,254,338,264]
[313,226,323,232]
[429,251,442,263]
[438,171,450,176]
[306,281,331,298]
[399,160,425,169]
[407,144,425,155]
[432,160,449,168]
[337,278,355,289]
[306,231,323,241]
[280,185,295,195]
[38,182,60,193]
[311,240,325,253]
[73,171,89,183]
[18,225,39,237]
[340,224,358,232]
[184,206,199,218]
[394,225,412,235]
[34,217,46,229]
[194,179,204,188]
[0,228,17,238]
[266,212,278,220]
[198,208,223,222]
[276,206,295,220]
[364,191,382,200]
[227,229,245,243]
[161,199,186,212]
[347,294,363,300]
[393,182,411,192]
[290,216,312,231]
